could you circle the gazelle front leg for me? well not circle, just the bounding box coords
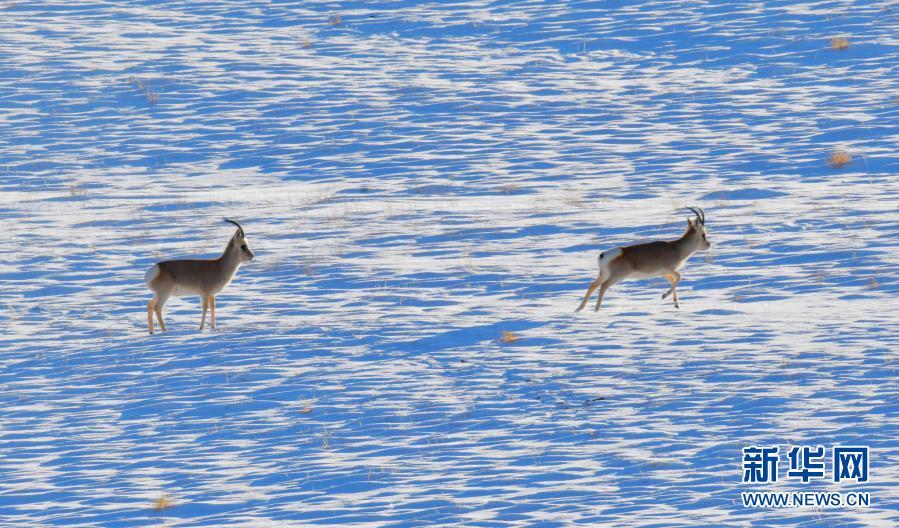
[661,271,682,308]
[576,278,603,313]
[210,296,216,329]
[200,295,209,330]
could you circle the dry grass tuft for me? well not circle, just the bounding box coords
[129,76,159,104]
[500,331,520,343]
[828,151,852,168]
[563,191,584,208]
[328,15,341,25]
[68,182,87,197]
[151,495,174,512]
[831,37,850,50]
[299,398,316,414]
[868,277,879,289]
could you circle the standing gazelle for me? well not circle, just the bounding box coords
[145,218,254,334]
[575,207,711,312]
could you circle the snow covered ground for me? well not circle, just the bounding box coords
[1,1,897,526]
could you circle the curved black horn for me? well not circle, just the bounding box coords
[686,207,705,225]
[223,218,244,236]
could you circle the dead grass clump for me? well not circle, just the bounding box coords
[831,37,850,50]
[299,398,316,414]
[328,15,341,25]
[563,191,584,208]
[68,182,87,197]
[868,277,879,289]
[828,151,852,169]
[500,331,520,343]
[128,76,159,105]
[151,495,174,512]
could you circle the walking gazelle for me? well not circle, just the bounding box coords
[145,218,254,334]
[575,207,711,312]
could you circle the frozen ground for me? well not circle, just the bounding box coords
[1,1,898,526]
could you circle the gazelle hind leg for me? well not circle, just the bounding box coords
[210,296,216,329]
[200,295,208,330]
[577,260,612,313]
[594,282,611,311]
[147,297,157,334]
[576,278,603,313]
[594,271,627,311]
[154,293,169,332]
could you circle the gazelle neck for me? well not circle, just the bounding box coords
[673,229,701,260]
[217,243,243,272]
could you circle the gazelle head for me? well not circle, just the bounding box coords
[685,207,710,251]
[224,218,255,263]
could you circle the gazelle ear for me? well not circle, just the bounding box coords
[687,217,695,228]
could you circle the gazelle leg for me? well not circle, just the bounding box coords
[662,276,675,299]
[155,293,169,332]
[594,282,611,311]
[147,297,157,334]
[576,278,603,313]
[210,296,216,329]
[662,272,682,308]
[200,296,208,330]
[594,272,627,312]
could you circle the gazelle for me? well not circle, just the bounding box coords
[145,218,254,334]
[575,207,711,312]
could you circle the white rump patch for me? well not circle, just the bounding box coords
[598,247,622,271]
[144,264,160,288]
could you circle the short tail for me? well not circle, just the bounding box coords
[597,247,621,279]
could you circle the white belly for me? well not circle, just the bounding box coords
[172,278,232,297]
[628,269,665,280]
[171,284,202,297]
